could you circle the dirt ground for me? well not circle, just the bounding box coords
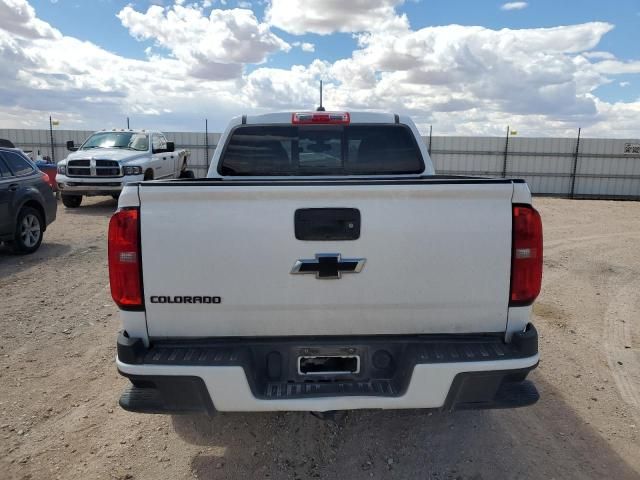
[1,196,639,480]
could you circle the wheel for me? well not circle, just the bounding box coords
[179,169,195,179]
[11,207,44,254]
[61,194,82,208]
[144,170,154,181]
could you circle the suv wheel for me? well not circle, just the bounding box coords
[11,207,44,254]
[61,194,82,208]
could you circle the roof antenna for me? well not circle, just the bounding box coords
[316,80,326,111]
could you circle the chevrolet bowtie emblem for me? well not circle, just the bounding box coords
[291,253,366,279]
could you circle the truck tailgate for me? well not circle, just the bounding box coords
[139,181,514,338]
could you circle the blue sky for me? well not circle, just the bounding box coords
[2,0,639,136]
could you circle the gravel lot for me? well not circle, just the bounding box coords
[1,197,639,480]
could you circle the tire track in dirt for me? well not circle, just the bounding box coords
[603,276,640,418]
[540,226,640,418]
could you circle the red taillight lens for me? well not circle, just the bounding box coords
[41,172,50,183]
[292,112,350,124]
[510,205,543,306]
[108,208,144,310]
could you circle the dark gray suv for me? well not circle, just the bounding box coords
[0,146,57,254]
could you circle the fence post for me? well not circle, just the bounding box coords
[428,125,432,156]
[49,116,55,163]
[205,119,209,171]
[501,125,510,178]
[569,127,581,199]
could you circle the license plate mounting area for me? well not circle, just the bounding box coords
[298,355,360,375]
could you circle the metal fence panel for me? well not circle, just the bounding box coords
[429,136,504,175]
[163,131,219,174]
[1,128,638,199]
[424,134,639,199]
[573,138,640,198]
[506,137,576,195]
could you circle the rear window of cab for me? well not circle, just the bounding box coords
[218,124,424,176]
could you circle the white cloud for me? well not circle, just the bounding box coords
[619,81,630,87]
[591,59,640,75]
[292,41,315,52]
[0,2,248,130]
[583,51,616,60]
[0,0,639,138]
[117,4,290,79]
[336,22,614,118]
[266,0,409,35]
[241,21,640,136]
[300,42,315,52]
[245,60,331,109]
[501,2,528,11]
[0,0,60,39]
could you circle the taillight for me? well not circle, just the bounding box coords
[510,205,543,306]
[108,208,144,310]
[292,112,350,124]
[40,172,50,183]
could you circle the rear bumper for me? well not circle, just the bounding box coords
[116,325,539,413]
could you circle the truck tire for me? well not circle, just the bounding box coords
[61,194,82,208]
[179,170,195,179]
[11,206,44,254]
[144,170,154,181]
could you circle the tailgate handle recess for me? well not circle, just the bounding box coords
[294,208,360,241]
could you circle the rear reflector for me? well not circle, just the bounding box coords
[510,205,543,306]
[108,208,144,310]
[292,112,350,125]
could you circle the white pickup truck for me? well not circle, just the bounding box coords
[111,111,542,415]
[56,129,192,208]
